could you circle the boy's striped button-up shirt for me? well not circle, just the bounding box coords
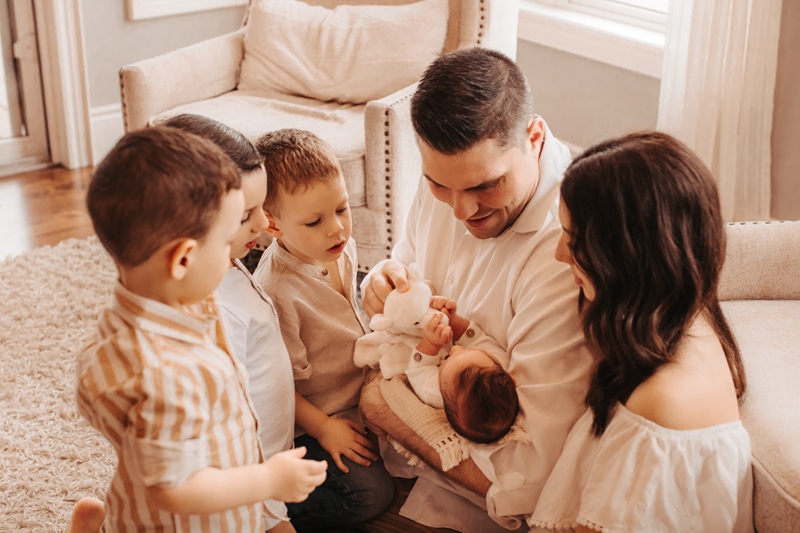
[77,282,265,532]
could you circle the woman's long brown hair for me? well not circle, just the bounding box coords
[560,131,746,437]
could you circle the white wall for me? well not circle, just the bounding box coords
[80,0,244,161]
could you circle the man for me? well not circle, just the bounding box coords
[361,47,593,530]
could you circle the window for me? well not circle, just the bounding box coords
[518,0,669,78]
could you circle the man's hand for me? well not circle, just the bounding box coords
[316,418,378,473]
[362,260,410,317]
[262,447,327,502]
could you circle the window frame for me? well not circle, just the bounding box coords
[518,0,667,79]
[125,0,247,21]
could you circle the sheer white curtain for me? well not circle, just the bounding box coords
[657,0,783,221]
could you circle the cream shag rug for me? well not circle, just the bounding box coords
[0,236,116,530]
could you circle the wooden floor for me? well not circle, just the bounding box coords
[0,165,94,259]
[0,164,454,533]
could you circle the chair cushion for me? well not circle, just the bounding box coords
[238,0,448,104]
[722,299,800,532]
[151,90,368,208]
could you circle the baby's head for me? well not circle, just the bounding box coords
[163,114,268,260]
[87,126,242,301]
[439,345,518,444]
[256,129,351,265]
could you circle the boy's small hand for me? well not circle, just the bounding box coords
[263,447,326,503]
[317,418,377,473]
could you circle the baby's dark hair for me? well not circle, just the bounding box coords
[255,128,340,216]
[87,126,241,266]
[442,363,519,444]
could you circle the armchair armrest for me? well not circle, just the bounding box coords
[119,30,245,132]
[719,221,800,301]
[364,83,422,253]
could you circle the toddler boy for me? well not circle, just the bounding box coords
[74,126,326,532]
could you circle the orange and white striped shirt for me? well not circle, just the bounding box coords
[77,282,266,533]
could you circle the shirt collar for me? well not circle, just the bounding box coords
[505,119,572,236]
[112,280,219,345]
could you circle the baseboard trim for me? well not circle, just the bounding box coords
[90,104,125,166]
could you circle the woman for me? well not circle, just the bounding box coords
[529,131,753,532]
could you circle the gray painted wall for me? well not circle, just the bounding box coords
[517,40,661,152]
[80,1,245,107]
[771,0,800,221]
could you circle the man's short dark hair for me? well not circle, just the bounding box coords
[411,47,533,155]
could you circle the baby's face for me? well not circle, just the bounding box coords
[438,346,499,393]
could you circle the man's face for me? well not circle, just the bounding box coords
[419,120,543,239]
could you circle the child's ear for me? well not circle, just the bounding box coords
[265,213,283,239]
[167,238,197,280]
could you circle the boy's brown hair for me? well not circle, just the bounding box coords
[255,128,341,216]
[442,363,519,444]
[87,126,241,267]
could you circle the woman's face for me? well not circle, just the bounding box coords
[554,202,596,301]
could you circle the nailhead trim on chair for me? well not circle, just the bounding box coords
[478,0,485,45]
[119,70,129,133]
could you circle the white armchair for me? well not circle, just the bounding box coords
[119,0,519,272]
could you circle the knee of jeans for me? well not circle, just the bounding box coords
[342,461,396,520]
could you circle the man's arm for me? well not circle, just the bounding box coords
[358,370,491,496]
[360,176,427,317]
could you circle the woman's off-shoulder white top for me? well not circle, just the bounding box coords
[528,404,754,533]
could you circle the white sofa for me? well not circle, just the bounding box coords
[718,221,800,532]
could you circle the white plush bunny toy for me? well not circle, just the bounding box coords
[354,263,448,378]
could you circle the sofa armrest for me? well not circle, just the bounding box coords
[364,83,422,254]
[119,30,245,132]
[718,221,800,301]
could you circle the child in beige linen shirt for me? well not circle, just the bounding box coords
[253,128,394,532]
[68,126,326,533]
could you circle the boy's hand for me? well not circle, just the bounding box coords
[362,260,409,317]
[263,447,327,503]
[424,312,453,346]
[317,418,377,473]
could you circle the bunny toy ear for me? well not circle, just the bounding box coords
[369,314,393,331]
